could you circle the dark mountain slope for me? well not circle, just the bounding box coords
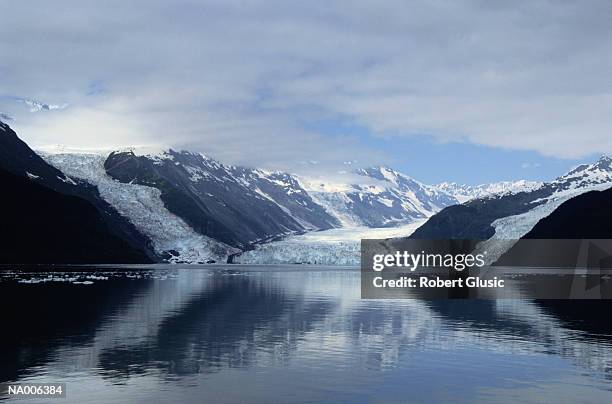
[521,187,612,239]
[411,156,612,240]
[409,189,550,239]
[0,121,155,263]
[104,150,339,248]
[0,167,151,263]
[494,187,612,268]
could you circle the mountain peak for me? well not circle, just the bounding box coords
[355,165,413,185]
[595,155,612,170]
[554,155,612,190]
[435,180,542,203]
[0,113,13,123]
[564,155,612,177]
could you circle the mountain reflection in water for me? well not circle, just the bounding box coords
[1,266,612,403]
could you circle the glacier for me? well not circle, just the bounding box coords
[41,152,237,263]
[233,220,427,265]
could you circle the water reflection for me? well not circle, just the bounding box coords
[0,276,152,382]
[97,275,337,379]
[1,267,612,402]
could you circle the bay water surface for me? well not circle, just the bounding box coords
[1,265,612,403]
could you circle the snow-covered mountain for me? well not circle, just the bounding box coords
[40,146,472,263]
[298,166,459,227]
[42,152,236,263]
[37,146,471,263]
[41,146,346,262]
[242,155,612,265]
[411,155,612,242]
[489,156,612,242]
[435,180,541,203]
[234,169,547,265]
[554,155,612,189]
[494,185,612,267]
[102,149,342,248]
[8,104,612,266]
[39,142,557,264]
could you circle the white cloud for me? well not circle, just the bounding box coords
[2,0,612,170]
[521,162,542,169]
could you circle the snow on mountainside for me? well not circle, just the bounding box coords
[554,156,612,189]
[41,151,236,263]
[35,144,464,264]
[298,166,459,228]
[103,148,340,248]
[412,155,612,244]
[33,136,566,265]
[0,121,156,263]
[492,156,612,240]
[435,180,542,203]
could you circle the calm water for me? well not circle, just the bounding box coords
[2,265,612,403]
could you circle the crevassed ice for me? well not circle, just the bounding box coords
[234,220,427,265]
[40,152,235,263]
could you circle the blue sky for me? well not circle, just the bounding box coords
[305,117,594,184]
[370,137,594,185]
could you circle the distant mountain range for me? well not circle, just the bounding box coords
[292,168,538,228]
[2,119,612,264]
[435,180,541,203]
[298,166,459,227]
[42,146,544,263]
[411,155,612,241]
